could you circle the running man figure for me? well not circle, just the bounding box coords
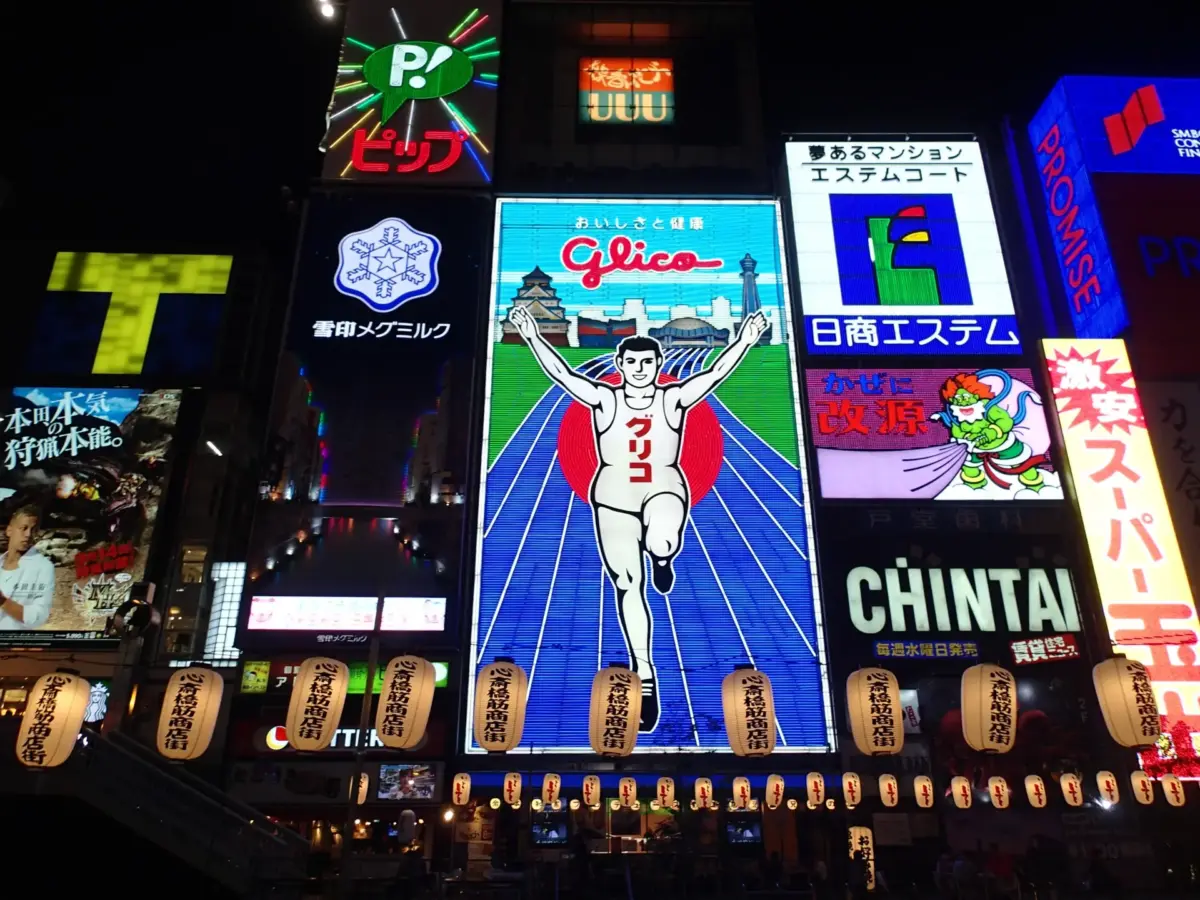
[509,305,769,731]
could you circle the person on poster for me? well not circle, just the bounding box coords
[509,305,769,731]
[0,505,55,630]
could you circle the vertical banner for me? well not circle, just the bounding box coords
[469,199,833,753]
[321,2,503,184]
[1044,339,1200,765]
[1141,381,1200,595]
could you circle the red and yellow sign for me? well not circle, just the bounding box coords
[1044,339,1200,766]
[578,58,674,124]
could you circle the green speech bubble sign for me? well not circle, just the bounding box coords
[363,41,474,122]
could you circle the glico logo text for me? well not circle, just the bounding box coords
[1034,124,1102,313]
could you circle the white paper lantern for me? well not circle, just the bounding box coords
[502,772,522,806]
[451,772,471,806]
[843,772,863,808]
[284,657,349,752]
[722,665,776,757]
[1096,770,1120,805]
[1025,775,1047,809]
[1060,772,1083,807]
[582,774,602,808]
[618,776,638,808]
[878,774,899,808]
[588,665,642,757]
[848,826,876,891]
[731,776,751,810]
[474,658,529,752]
[1130,770,1154,806]
[914,775,935,809]
[156,666,223,761]
[806,772,825,806]
[350,772,369,805]
[846,668,903,756]
[656,776,676,809]
[961,664,1018,754]
[542,773,562,808]
[1162,774,1186,807]
[951,775,972,809]
[988,776,1010,809]
[376,656,436,750]
[1093,658,1160,749]
[694,777,714,810]
[766,774,786,810]
[16,672,91,768]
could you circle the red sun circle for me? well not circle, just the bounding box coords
[557,372,723,507]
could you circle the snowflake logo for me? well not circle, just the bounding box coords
[334,217,442,314]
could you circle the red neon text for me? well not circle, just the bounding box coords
[562,235,722,290]
[1035,124,1102,313]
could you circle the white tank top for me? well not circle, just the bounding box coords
[595,387,682,475]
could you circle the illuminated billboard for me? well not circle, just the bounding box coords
[29,253,232,377]
[0,387,181,646]
[785,140,1020,355]
[469,198,833,753]
[247,595,445,632]
[1044,339,1200,765]
[321,2,502,183]
[578,58,675,124]
[804,367,1061,500]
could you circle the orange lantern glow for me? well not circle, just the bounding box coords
[1024,775,1047,809]
[656,776,676,809]
[848,827,876,891]
[588,665,642,757]
[156,666,224,761]
[1096,770,1120,805]
[732,776,751,810]
[846,668,903,756]
[15,672,90,768]
[285,658,349,752]
[722,665,776,757]
[582,774,602,808]
[376,656,437,750]
[1130,770,1154,806]
[502,772,522,806]
[618,776,638,808]
[766,774,786,810]
[914,775,935,809]
[1162,774,1186,807]
[878,774,899,808]
[806,772,825,806]
[473,659,528,753]
[451,773,471,806]
[951,775,972,809]
[1060,772,1083,807]
[843,772,863,809]
[961,664,1018,753]
[988,776,1010,809]
[694,777,714,810]
[542,773,562,808]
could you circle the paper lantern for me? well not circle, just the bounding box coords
[542,773,562,808]
[766,774,786,810]
[618,776,638,808]
[878,774,899,808]
[588,665,642,757]
[846,668,903,756]
[848,826,876,891]
[16,672,91,768]
[731,776,751,810]
[1096,770,1120,805]
[156,666,223,761]
[451,773,471,806]
[502,772,522,806]
[843,772,863,808]
[350,772,369,805]
[914,775,935,809]
[1060,772,1083,807]
[806,772,825,806]
[1024,775,1047,809]
[474,659,529,752]
[961,664,1018,753]
[582,774,602,808]
[656,776,676,809]
[1130,770,1154,806]
[722,665,777,757]
[1162,774,1186,807]
[988,776,1010,809]
[1093,658,1160,749]
[694,777,714,810]
[951,776,972,809]
[284,657,349,752]
[376,656,436,750]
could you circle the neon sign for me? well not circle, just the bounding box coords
[561,236,722,289]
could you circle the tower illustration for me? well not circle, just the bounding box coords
[739,253,771,346]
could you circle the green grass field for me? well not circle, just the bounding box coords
[486,343,799,469]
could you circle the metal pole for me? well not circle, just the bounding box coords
[340,594,384,895]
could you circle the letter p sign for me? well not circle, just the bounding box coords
[364,40,473,123]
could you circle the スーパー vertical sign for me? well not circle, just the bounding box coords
[321,2,503,183]
[1044,339,1200,760]
[785,140,1021,355]
[468,198,833,753]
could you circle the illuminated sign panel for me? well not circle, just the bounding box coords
[321,2,502,183]
[578,58,675,124]
[247,595,446,632]
[240,659,449,694]
[804,366,1061,500]
[1044,339,1200,759]
[0,388,181,646]
[785,140,1020,355]
[30,252,232,377]
[470,198,832,753]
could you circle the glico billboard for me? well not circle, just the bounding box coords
[1029,77,1200,377]
[469,199,834,753]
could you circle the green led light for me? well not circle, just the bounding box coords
[467,50,500,61]
[448,8,479,40]
[334,81,369,94]
[346,36,376,52]
[461,36,497,54]
[477,72,498,81]
[354,92,382,110]
[446,100,477,134]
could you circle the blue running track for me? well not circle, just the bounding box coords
[470,348,832,753]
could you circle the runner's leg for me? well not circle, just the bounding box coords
[644,492,686,594]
